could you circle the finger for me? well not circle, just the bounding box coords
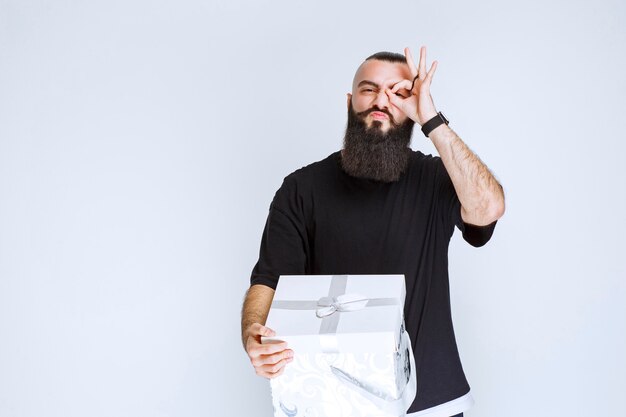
[267,366,286,379]
[419,46,427,79]
[259,356,293,375]
[262,361,289,379]
[260,324,276,337]
[258,340,289,355]
[390,79,413,93]
[252,349,294,367]
[423,61,438,86]
[249,340,288,357]
[248,323,276,337]
[385,89,405,110]
[404,47,418,77]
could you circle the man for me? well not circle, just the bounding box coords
[241,45,505,417]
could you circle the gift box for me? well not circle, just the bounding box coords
[261,274,417,417]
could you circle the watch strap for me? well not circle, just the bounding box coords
[421,111,449,137]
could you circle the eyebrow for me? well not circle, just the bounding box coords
[357,80,380,89]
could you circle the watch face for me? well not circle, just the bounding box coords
[440,112,449,124]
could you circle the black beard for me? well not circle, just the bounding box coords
[340,102,415,183]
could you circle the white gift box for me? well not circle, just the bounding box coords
[262,274,417,417]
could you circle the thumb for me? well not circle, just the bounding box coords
[260,325,276,337]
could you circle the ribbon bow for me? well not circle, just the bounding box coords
[315,293,369,318]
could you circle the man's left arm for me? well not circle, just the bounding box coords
[386,45,505,226]
[429,124,505,226]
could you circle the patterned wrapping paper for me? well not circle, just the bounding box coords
[263,275,417,417]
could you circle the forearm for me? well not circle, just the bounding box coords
[241,284,275,349]
[428,124,505,225]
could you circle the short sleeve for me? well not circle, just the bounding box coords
[434,157,498,247]
[250,177,308,289]
[460,220,497,247]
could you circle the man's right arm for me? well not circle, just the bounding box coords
[241,284,274,348]
[241,284,294,378]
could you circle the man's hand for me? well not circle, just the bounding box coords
[386,45,439,126]
[244,323,294,379]
[383,47,506,226]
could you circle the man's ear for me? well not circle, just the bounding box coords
[346,93,352,109]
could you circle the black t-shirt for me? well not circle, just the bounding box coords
[250,150,497,413]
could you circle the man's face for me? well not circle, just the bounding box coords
[340,58,415,183]
[348,59,413,133]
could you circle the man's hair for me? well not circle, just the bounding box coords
[365,51,406,64]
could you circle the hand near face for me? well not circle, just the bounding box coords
[386,46,439,126]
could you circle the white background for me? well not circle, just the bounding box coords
[1,1,625,416]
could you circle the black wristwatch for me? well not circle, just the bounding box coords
[421,111,449,137]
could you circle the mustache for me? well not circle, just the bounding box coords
[355,106,397,125]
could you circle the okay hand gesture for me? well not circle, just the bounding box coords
[386,45,439,126]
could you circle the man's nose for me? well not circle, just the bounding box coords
[373,89,389,109]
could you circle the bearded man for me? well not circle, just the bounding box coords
[241,45,505,417]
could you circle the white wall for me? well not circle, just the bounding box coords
[1,0,624,416]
